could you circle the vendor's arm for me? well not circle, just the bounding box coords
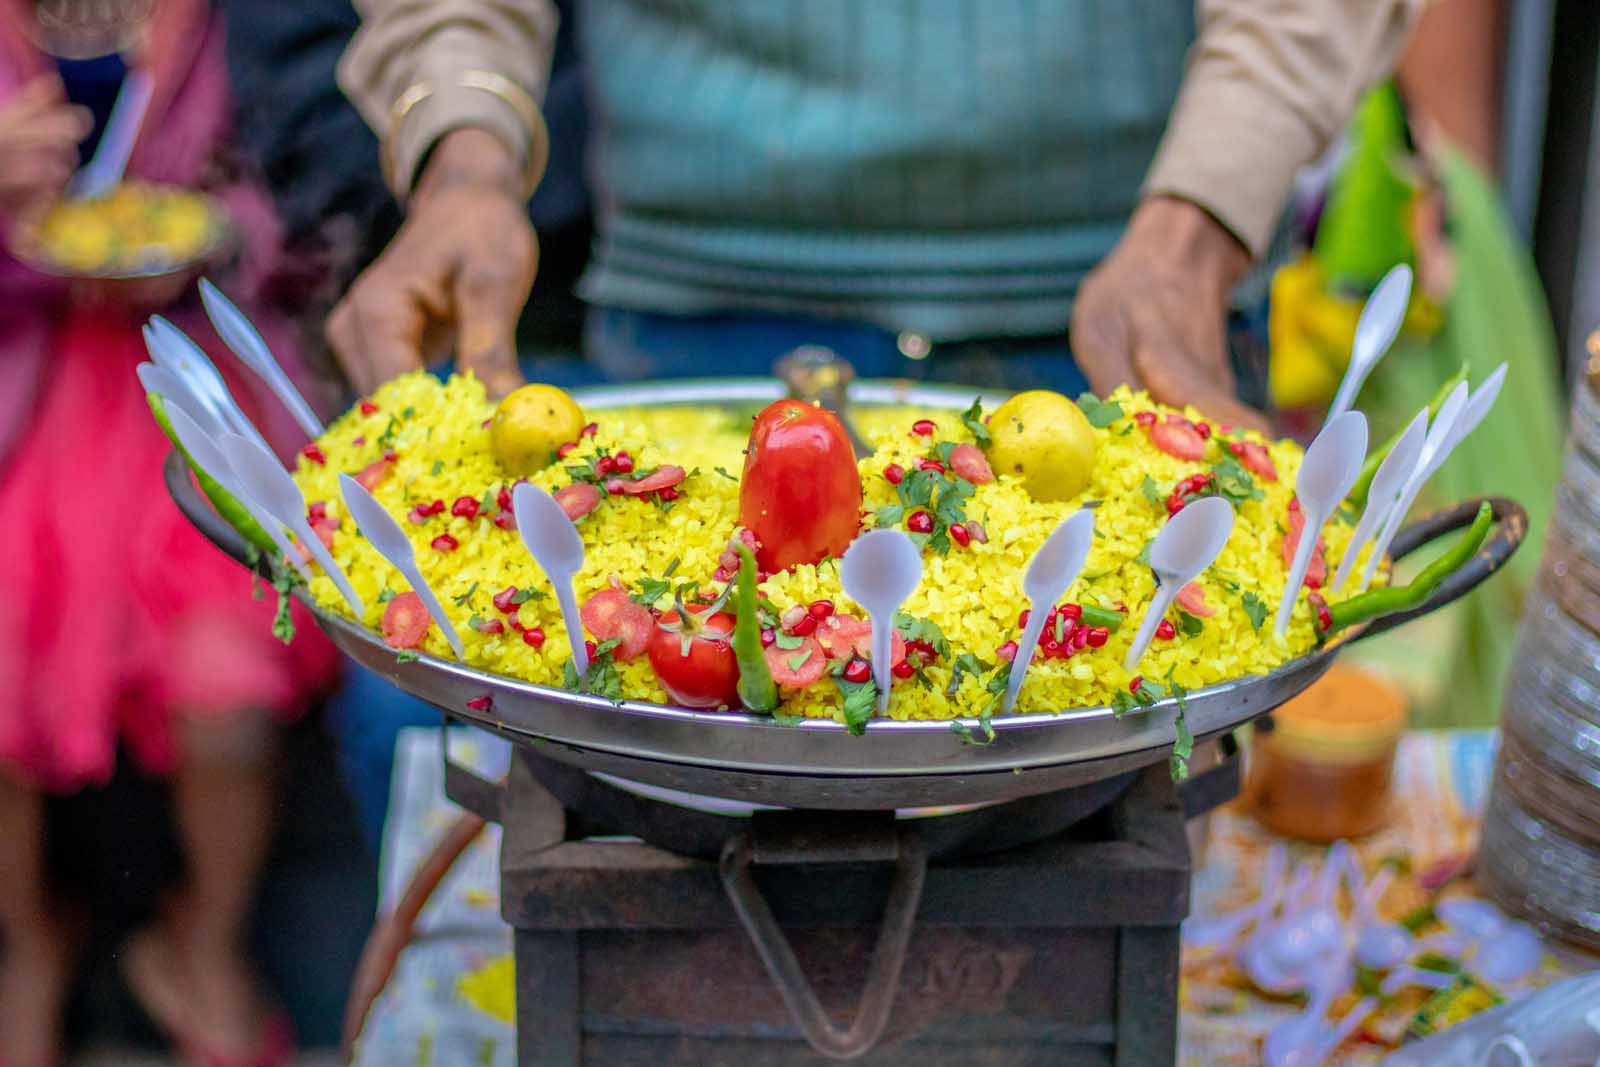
[326,0,558,397]
[1073,0,1422,429]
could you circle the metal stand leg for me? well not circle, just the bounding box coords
[517,930,581,1066]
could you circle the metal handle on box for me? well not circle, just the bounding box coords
[439,717,505,824]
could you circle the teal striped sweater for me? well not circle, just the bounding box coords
[575,0,1195,340]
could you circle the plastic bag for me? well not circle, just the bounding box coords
[1381,970,1600,1066]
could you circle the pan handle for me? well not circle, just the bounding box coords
[163,450,263,573]
[1350,496,1527,644]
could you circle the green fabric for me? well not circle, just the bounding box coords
[1348,148,1564,727]
[1315,84,1417,292]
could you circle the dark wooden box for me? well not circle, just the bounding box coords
[497,757,1190,1066]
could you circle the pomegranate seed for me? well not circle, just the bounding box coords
[493,511,517,530]
[452,496,480,519]
[1156,619,1176,640]
[429,499,447,515]
[407,506,429,525]
[843,658,871,684]
[1130,676,1143,692]
[1194,421,1211,439]
[1305,574,1322,590]
[1018,609,1031,628]
[719,549,741,571]
[584,640,598,657]
[907,510,934,534]
[481,418,492,429]
[509,618,524,632]
[760,628,776,648]
[474,618,505,635]
[581,422,598,437]
[995,640,1019,663]
[657,487,681,501]
[1134,411,1157,427]
[493,587,520,613]
[1042,638,1062,658]
[713,566,733,583]
[614,452,635,474]
[431,534,459,553]
[1085,627,1109,648]
[892,660,915,679]
[781,605,807,629]
[360,400,379,415]
[1288,496,1301,513]
[883,463,906,485]
[1059,603,1083,622]
[917,458,945,474]
[497,487,513,511]
[597,455,617,475]
[466,695,493,712]
[1115,601,1128,612]
[307,501,328,521]
[1220,423,1235,434]
[949,523,971,547]
[911,419,937,437]
[907,639,937,662]
[1072,627,1089,649]
[809,599,835,619]
[557,441,579,459]
[523,627,547,648]
[352,436,365,446]
[301,443,326,465]
[383,449,399,462]
[604,478,627,494]
[791,614,818,637]
[738,528,760,548]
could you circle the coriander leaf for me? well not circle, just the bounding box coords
[396,650,419,663]
[875,504,905,527]
[1111,690,1138,718]
[786,650,814,672]
[1141,475,1165,509]
[1176,609,1205,637]
[771,711,807,726]
[947,652,990,697]
[402,406,416,419]
[1167,674,1193,781]
[377,588,397,604]
[774,632,805,650]
[664,557,680,577]
[901,467,938,508]
[835,676,877,735]
[952,713,997,746]
[928,525,951,556]
[1075,392,1125,429]
[894,612,950,658]
[452,581,479,606]
[431,460,444,476]
[1210,456,1264,507]
[934,440,958,466]
[1135,540,1154,566]
[713,466,739,482]
[631,576,673,607]
[1241,591,1268,631]
[510,587,543,605]
[593,637,622,657]
[961,397,992,447]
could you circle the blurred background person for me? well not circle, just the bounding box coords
[0,1,339,1063]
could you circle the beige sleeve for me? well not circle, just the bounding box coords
[338,0,559,198]
[1144,0,1425,257]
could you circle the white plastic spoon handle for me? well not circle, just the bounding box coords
[555,581,589,678]
[1002,604,1051,714]
[397,561,464,660]
[1328,264,1411,421]
[1332,409,1427,591]
[288,513,364,616]
[72,70,152,198]
[1275,527,1320,638]
[866,609,893,713]
[1317,997,1376,1060]
[1124,581,1180,672]
[200,279,326,439]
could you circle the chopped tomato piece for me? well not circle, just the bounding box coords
[382,592,430,649]
[355,455,396,491]
[765,635,828,688]
[1176,582,1216,618]
[815,614,870,659]
[1282,498,1329,588]
[619,465,687,495]
[309,516,339,552]
[949,443,995,484]
[1149,416,1207,461]
[1228,439,1279,482]
[579,587,653,660]
[555,482,602,520]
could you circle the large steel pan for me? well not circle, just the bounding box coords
[166,379,1525,810]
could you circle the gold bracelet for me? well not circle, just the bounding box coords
[382,71,549,199]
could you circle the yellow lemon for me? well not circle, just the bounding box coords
[490,383,586,474]
[985,390,1097,501]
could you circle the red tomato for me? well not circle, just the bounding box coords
[620,465,687,495]
[739,400,863,572]
[309,516,339,552]
[382,592,431,649]
[1228,440,1279,482]
[815,614,870,659]
[355,455,396,491]
[647,609,740,709]
[579,587,653,660]
[1149,416,1207,461]
[555,482,602,519]
[1282,498,1329,588]
[765,635,828,688]
[949,443,995,484]
[1176,582,1216,618]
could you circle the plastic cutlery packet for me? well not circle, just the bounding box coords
[1380,970,1600,1067]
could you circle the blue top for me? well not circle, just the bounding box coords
[56,51,127,167]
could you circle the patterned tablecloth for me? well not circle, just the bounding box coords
[354,728,1598,1066]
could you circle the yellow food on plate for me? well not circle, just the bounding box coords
[24,182,225,276]
[986,389,1098,501]
[489,383,586,474]
[287,375,1372,724]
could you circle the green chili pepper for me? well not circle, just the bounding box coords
[147,391,278,554]
[1324,501,1493,633]
[732,542,778,713]
[1080,604,1125,632]
[1347,363,1469,507]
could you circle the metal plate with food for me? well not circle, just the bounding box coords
[12,181,234,280]
[160,367,1524,811]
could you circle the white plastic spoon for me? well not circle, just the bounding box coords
[1327,263,1412,422]
[1124,496,1235,671]
[1275,411,1368,637]
[1332,408,1428,592]
[1360,380,1470,591]
[1183,843,1289,951]
[511,482,590,679]
[200,278,325,439]
[144,319,272,452]
[1003,510,1095,714]
[70,69,153,199]
[338,474,464,660]
[1266,995,1376,1067]
[138,352,233,443]
[1353,867,1413,970]
[839,529,924,713]
[219,433,365,617]
[163,400,310,580]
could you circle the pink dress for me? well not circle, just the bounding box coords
[0,1,339,792]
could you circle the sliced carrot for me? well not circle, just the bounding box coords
[765,636,827,688]
[382,591,430,649]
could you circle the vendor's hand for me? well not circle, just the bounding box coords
[327,128,535,398]
[1072,196,1269,432]
[0,76,90,220]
